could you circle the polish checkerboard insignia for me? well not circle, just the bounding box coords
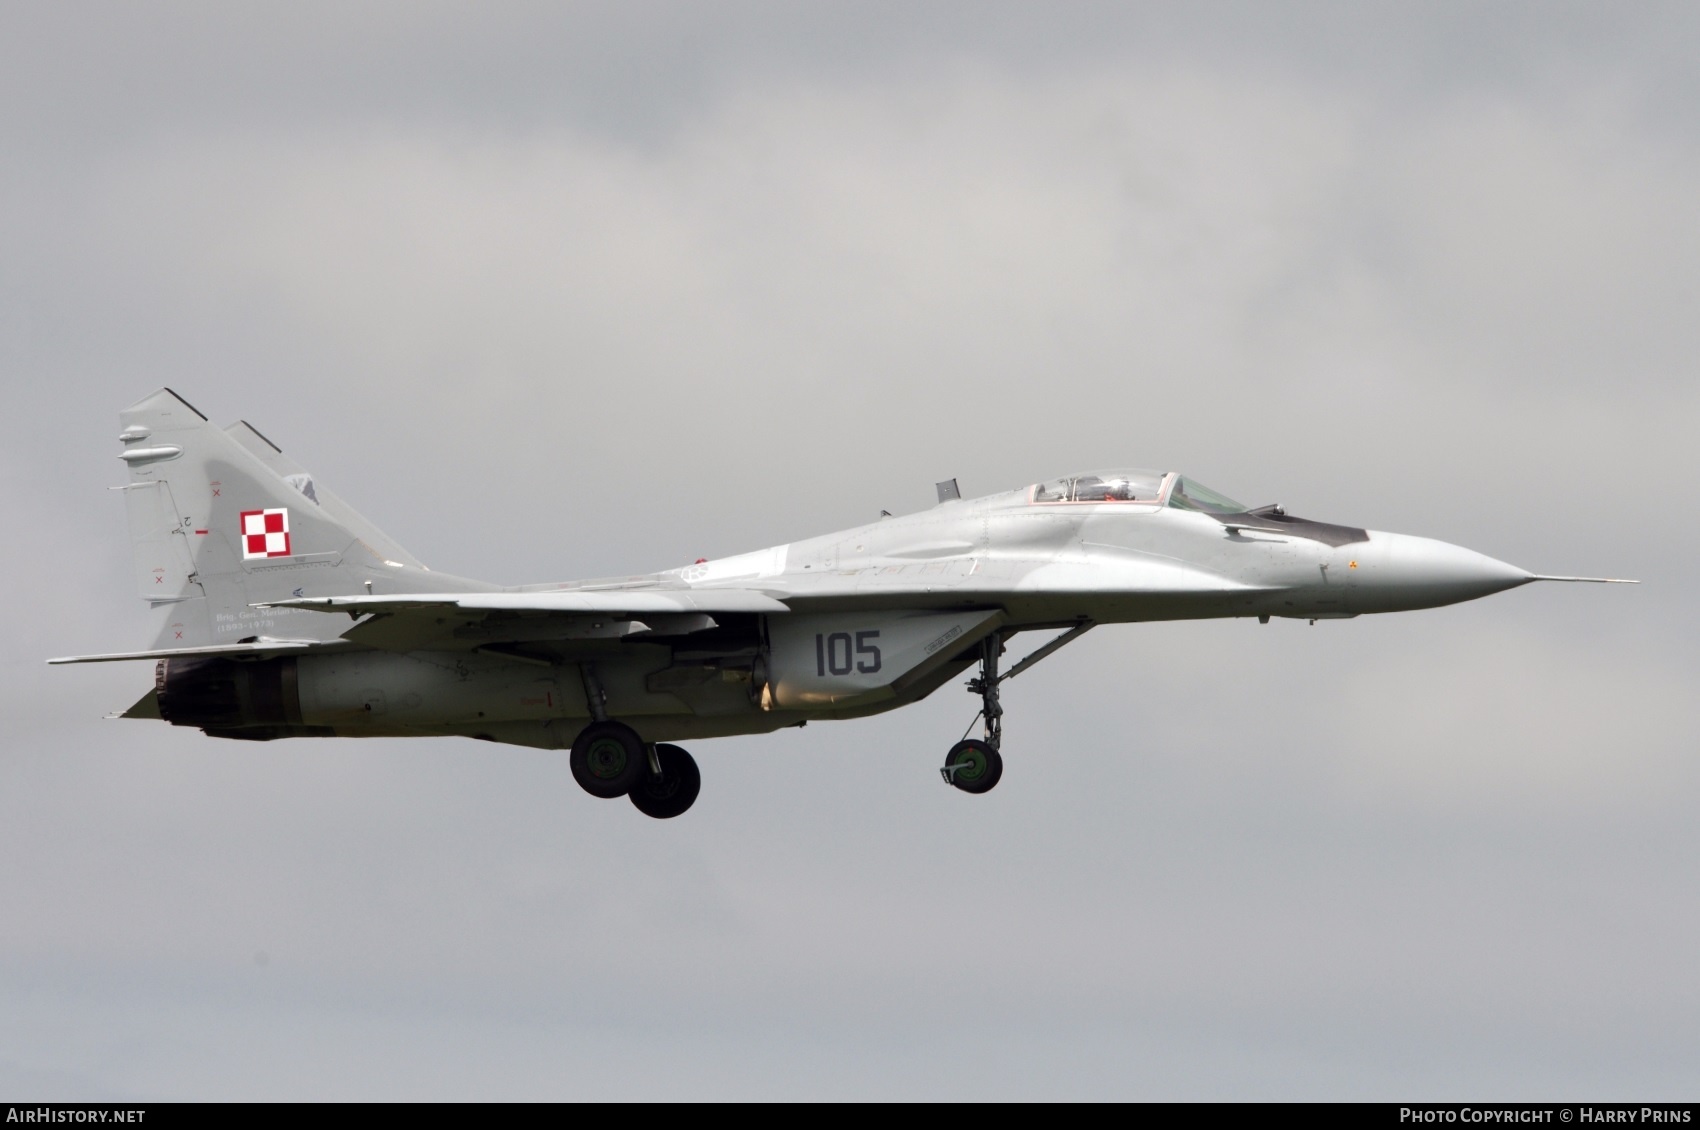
[240,508,292,559]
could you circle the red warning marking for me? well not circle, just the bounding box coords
[194,529,208,535]
[695,558,708,564]
[154,575,163,583]
[174,631,183,639]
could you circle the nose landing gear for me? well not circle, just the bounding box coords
[940,621,1095,795]
[940,635,1007,793]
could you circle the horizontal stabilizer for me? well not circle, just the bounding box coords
[48,638,349,665]
[119,689,162,718]
[259,589,791,616]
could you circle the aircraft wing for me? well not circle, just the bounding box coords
[52,591,791,664]
[258,589,790,616]
[48,639,350,665]
[258,588,792,654]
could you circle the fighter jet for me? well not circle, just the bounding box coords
[53,389,1633,819]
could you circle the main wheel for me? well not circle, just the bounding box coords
[570,721,648,798]
[943,739,1003,794]
[629,744,701,820]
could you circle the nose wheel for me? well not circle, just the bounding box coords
[941,738,1003,793]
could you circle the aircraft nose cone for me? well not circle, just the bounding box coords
[1354,532,1532,612]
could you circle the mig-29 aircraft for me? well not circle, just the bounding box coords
[53,389,1633,819]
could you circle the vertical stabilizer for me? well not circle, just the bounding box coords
[223,420,428,571]
[116,389,491,649]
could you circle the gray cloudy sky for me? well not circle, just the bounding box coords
[3,1,1696,1100]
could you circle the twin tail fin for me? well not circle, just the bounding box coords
[118,388,490,649]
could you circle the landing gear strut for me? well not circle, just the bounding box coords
[940,621,1096,794]
[966,634,1004,750]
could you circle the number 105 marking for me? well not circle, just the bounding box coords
[815,631,882,676]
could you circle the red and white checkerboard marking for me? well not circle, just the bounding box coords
[240,508,292,559]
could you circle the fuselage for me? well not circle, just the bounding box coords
[140,468,1538,749]
[622,472,1534,628]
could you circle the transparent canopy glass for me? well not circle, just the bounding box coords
[1166,476,1249,516]
[1031,469,1167,504]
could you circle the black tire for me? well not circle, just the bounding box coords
[570,721,648,798]
[629,743,701,820]
[943,739,1003,794]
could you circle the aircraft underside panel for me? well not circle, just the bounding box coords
[149,607,1004,745]
[764,609,1003,708]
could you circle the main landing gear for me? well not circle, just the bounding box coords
[570,664,700,819]
[569,721,702,819]
[629,744,701,819]
[940,621,1096,795]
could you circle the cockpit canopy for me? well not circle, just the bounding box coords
[1028,469,1251,515]
[1031,469,1167,504]
[1166,476,1250,516]
[1026,467,1368,547]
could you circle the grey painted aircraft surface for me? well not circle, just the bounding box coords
[54,389,1634,818]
